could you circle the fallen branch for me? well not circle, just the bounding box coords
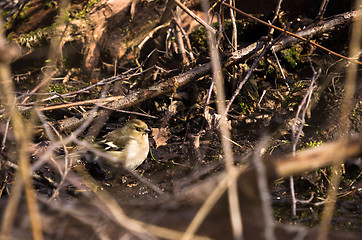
[223,3,362,65]
[273,9,362,53]
[55,62,211,131]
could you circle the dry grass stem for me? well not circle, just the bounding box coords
[201,0,242,239]
[0,36,43,240]
[253,139,275,240]
[290,58,319,216]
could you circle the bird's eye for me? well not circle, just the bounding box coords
[135,127,141,132]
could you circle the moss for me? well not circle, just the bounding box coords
[44,0,57,9]
[12,23,56,48]
[266,64,275,78]
[238,101,250,114]
[0,10,11,19]
[304,140,323,149]
[47,83,71,103]
[350,103,361,125]
[189,26,208,58]
[48,83,67,93]
[283,80,312,110]
[76,0,101,19]
[281,44,303,70]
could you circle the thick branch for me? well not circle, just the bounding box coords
[55,63,211,131]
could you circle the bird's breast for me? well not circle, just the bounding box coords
[123,137,149,169]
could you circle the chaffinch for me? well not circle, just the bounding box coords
[97,119,151,170]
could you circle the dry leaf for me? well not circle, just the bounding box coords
[151,127,170,148]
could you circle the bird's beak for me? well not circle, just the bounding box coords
[145,128,152,134]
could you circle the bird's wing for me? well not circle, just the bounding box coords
[104,128,125,140]
[99,135,134,152]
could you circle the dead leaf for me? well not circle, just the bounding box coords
[151,127,171,148]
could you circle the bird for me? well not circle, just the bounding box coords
[96,119,152,170]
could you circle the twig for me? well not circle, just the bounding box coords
[275,136,362,178]
[35,109,65,177]
[273,0,283,24]
[83,177,209,240]
[268,0,283,35]
[47,122,71,201]
[138,23,170,51]
[316,0,330,20]
[229,0,238,93]
[225,35,283,114]
[257,90,267,108]
[297,192,315,204]
[203,79,214,114]
[290,57,319,216]
[100,105,158,119]
[174,0,216,35]
[0,99,14,151]
[13,66,147,109]
[0,1,72,235]
[229,0,237,51]
[30,84,110,172]
[20,70,58,104]
[172,8,195,61]
[271,46,286,80]
[200,1,242,239]
[0,53,44,240]
[3,2,71,235]
[173,8,188,64]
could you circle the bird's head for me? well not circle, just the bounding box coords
[122,119,151,138]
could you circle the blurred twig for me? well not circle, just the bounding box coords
[200,1,242,239]
[275,136,362,178]
[0,23,44,240]
[253,138,275,240]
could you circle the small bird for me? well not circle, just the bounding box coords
[97,119,151,170]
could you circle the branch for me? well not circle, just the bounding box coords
[223,2,362,65]
[54,62,211,131]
